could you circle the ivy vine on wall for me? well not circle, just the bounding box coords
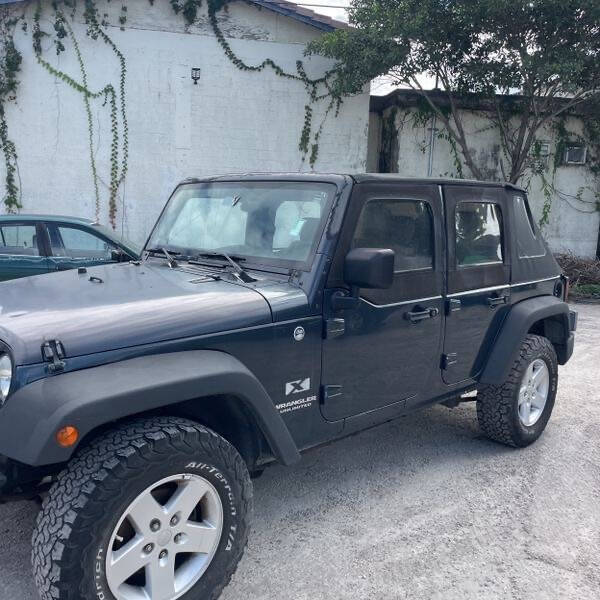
[0,0,344,223]
[0,15,22,212]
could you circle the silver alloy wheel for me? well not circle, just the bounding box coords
[106,473,223,600]
[518,358,550,427]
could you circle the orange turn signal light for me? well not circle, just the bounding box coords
[56,426,79,448]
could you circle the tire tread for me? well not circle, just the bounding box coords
[477,334,557,447]
[32,416,252,600]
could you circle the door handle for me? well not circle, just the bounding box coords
[487,295,509,307]
[55,264,71,271]
[405,306,439,324]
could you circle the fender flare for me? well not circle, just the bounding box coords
[479,295,572,386]
[0,350,301,467]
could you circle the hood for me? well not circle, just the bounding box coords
[0,262,273,365]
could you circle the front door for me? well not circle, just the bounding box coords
[442,185,511,384]
[321,183,444,421]
[0,221,49,281]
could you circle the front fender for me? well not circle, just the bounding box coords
[479,295,574,386]
[0,350,301,467]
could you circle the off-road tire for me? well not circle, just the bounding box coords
[477,334,558,447]
[32,416,253,600]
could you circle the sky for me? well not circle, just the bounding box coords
[293,0,350,24]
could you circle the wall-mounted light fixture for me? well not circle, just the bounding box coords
[191,68,201,85]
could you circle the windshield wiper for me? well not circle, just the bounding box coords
[145,247,180,268]
[190,251,256,283]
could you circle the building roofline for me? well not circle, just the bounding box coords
[370,88,585,116]
[248,0,347,31]
[0,0,347,31]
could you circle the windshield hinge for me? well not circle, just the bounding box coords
[324,318,345,339]
[42,340,66,373]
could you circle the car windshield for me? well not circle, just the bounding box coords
[147,181,336,268]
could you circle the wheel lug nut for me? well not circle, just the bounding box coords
[174,533,183,543]
[159,550,168,559]
[144,543,154,554]
[170,515,179,526]
[150,519,161,532]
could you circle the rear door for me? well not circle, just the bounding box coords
[0,221,50,281]
[46,223,123,272]
[442,185,511,384]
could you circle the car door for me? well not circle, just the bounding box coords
[321,182,444,421]
[442,185,511,384]
[0,221,50,281]
[46,223,123,272]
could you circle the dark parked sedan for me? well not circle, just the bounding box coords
[0,215,140,281]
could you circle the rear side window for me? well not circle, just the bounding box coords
[352,199,434,272]
[0,224,40,256]
[513,194,546,258]
[455,202,503,266]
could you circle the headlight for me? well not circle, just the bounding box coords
[0,353,12,404]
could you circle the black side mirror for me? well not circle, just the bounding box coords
[111,249,126,262]
[344,248,395,289]
[332,248,395,311]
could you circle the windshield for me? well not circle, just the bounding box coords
[147,181,336,269]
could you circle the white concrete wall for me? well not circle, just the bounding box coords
[3,0,369,244]
[370,106,599,258]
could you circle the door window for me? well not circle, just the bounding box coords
[0,224,41,256]
[455,202,503,266]
[352,199,434,272]
[49,225,116,261]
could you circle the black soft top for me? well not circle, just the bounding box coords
[178,173,525,194]
[349,173,526,193]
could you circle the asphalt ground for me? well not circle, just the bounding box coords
[1,303,598,600]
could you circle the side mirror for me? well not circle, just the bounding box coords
[111,248,126,262]
[344,247,395,289]
[332,248,395,311]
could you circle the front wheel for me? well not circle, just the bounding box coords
[32,417,253,600]
[477,334,558,447]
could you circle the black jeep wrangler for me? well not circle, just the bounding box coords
[0,174,576,600]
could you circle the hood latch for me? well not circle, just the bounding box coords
[42,340,66,373]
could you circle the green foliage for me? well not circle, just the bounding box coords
[306,29,408,97]
[0,15,22,212]
[572,283,600,299]
[308,0,600,185]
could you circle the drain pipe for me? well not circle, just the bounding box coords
[427,112,436,177]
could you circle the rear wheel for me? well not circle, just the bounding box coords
[477,334,558,447]
[32,416,252,600]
